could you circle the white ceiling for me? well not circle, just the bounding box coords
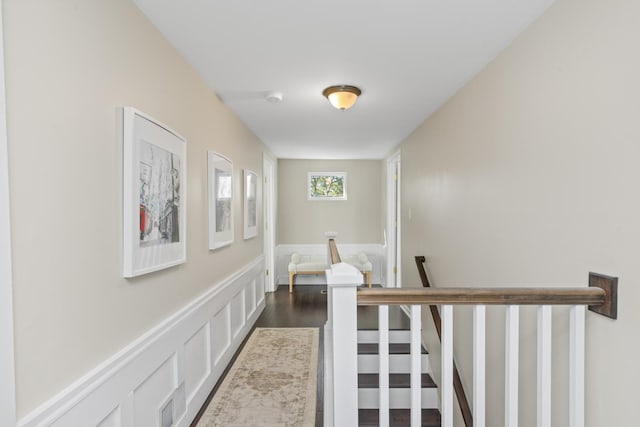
[133,0,555,159]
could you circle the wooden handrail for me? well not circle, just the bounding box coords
[328,238,341,264]
[356,286,607,306]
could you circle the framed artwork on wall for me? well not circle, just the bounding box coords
[207,151,233,250]
[123,107,187,277]
[243,169,258,239]
[308,172,347,200]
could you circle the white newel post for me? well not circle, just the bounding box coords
[324,262,362,427]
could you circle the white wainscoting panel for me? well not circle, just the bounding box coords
[276,244,385,286]
[184,324,211,404]
[230,290,245,339]
[212,306,231,366]
[133,355,177,426]
[18,256,265,427]
[96,407,119,427]
[246,279,257,319]
[255,277,265,306]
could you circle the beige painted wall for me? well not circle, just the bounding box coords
[400,0,639,425]
[277,159,383,244]
[3,0,272,417]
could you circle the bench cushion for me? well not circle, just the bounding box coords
[287,252,371,273]
[288,261,328,273]
[342,253,372,272]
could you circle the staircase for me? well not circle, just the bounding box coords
[356,329,441,426]
[325,239,613,426]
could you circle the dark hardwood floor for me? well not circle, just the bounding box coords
[256,284,328,328]
[191,284,410,427]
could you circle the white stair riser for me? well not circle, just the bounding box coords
[358,354,431,374]
[357,330,412,344]
[358,388,439,409]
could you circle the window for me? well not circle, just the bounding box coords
[308,172,347,200]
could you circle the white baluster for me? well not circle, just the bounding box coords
[537,306,552,427]
[379,304,390,427]
[474,305,486,427]
[410,305,422,426]
[505,305,519,427]
[570,305,585,427]
[442,305,453,427]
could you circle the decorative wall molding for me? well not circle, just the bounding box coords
[18,256,265,427]
[276,244,386,286]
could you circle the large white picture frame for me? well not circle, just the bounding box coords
[123,107,187,277]
[208,151,233,250]
[243,169,258,239]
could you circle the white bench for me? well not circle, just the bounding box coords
[287,252,373,293]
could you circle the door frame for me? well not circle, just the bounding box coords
[386,151,401,288]
[0,3,17,425]
[262,154,276,292]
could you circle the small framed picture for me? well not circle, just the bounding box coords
[207,151,233,250]
[308,172,347,200]
[243,169,258,239]
[123,107,186,277]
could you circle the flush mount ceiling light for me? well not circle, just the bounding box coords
[322,85,362,110]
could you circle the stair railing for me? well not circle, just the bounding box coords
[328,238,341,264]
[324,239,360,427]
[415,256,473,426]
[325,247,617,427]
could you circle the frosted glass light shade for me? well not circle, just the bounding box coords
[322,85,361,110]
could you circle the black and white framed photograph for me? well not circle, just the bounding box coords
[123,107,187,277]
[243,169,258,239]
[208,151,233,250]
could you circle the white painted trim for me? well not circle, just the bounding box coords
[326,282,358,426]
[473,305,486,427]
[378,305,389,427]
[17,256,265,427]
[0,0,16,423]
[277,243,385,255]
[441,305,453,427]
[262,154,276,292]
[569,305,585,427]
[410,305,421,426]
[386,151,401,288]
[505,306,520,427]
[275,243,385,286]
[537,306,552,427]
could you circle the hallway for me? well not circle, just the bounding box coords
[191,285,411,426]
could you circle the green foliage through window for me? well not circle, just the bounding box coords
[308,173,346,199]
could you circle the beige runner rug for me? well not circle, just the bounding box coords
[197,327,319,427]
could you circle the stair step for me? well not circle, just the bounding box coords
[358,373,439,409]
[358,409,441,426]
[358,343,427,355]
[358,353,431,374]
[358,373,436,389]
[358,387,439,409]
[358,329,412,344]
